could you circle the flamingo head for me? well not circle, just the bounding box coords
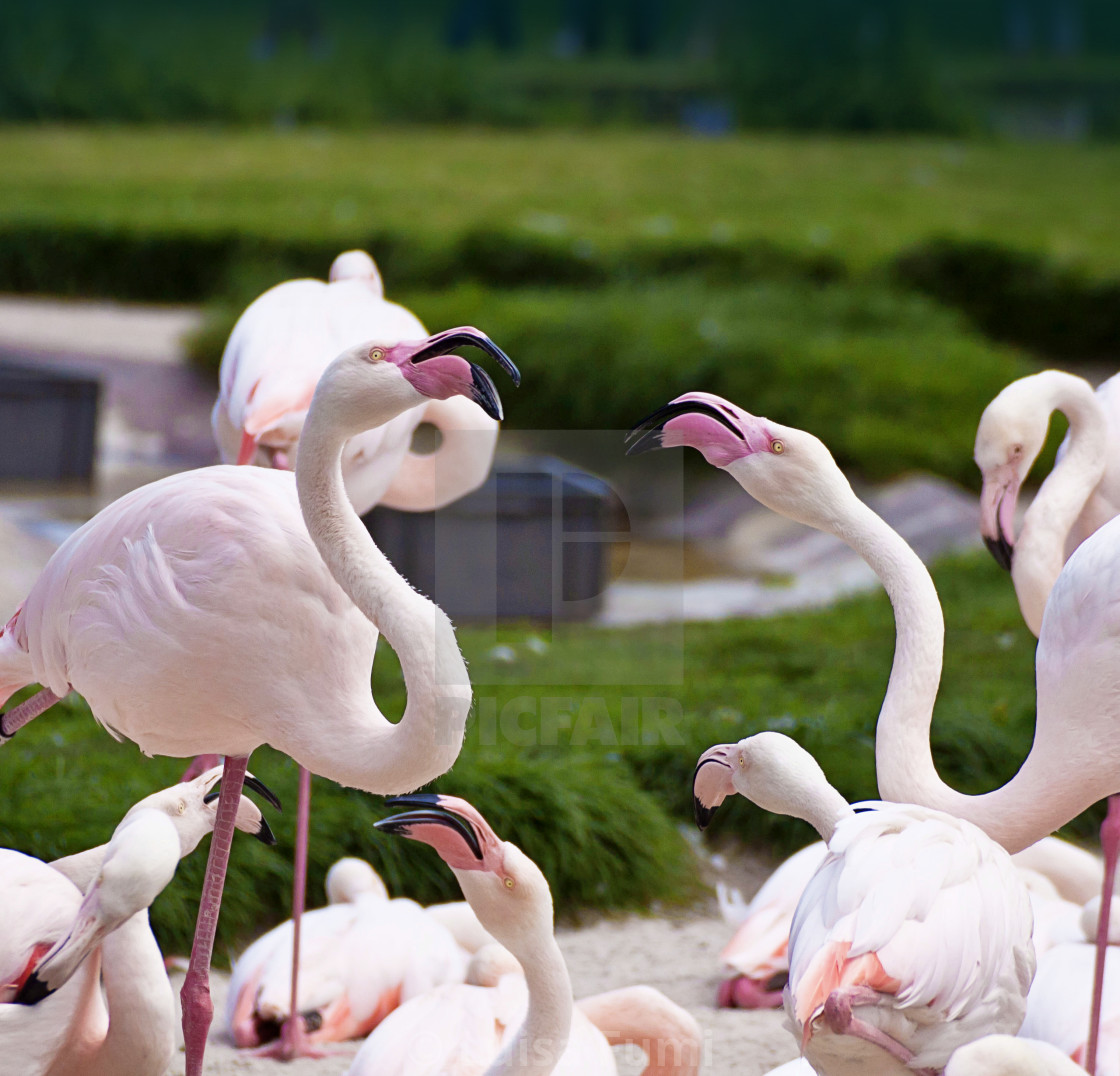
[974,381,1050,571]
[693,732,832,831]
[319,328,519,438]
[325,857,389,904]
[15,811,182,1004]
[376,794,553,945]
[629,392,856,532]
[328,249,384,297]
[122,767,280,854]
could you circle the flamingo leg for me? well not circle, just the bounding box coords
[1087,795,1120,1076]
[180,754,224,783]
[252,764,338,1059]
[181,753,249,1076]
[0,688,65,741]
[819,988,939,1076]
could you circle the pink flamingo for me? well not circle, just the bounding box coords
[0,327,519,1076]
[975,369,1120,637]
[206,250,503,1056]
[945,1035,1090,1076]
[347,794,703,1075]
[2,768,272,1076]
[632,389,1120,1073]
[693,731,1035,1076]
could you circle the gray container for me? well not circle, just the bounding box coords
[364,456,626,622]
[0,362,99,484]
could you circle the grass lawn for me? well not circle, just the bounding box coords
[0,551,1064,956]
[3,126,1120,273]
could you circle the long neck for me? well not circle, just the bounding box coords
[1013,372,1107,636]
[50,846,107,890]
[486,935,572,1076]
[798,483,1070,854]
[79,912,176,1076]
[296,403,470,795]
[796,781,854,843]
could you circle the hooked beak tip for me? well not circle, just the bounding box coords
[13,972,52,1006]
[983,533,1014,572]
[255,817,277,846]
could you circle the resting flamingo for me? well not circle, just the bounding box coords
[975,369,1120,637]
[945,1035,1090,1076]
[632,389,1120,1073]
[207,250,504,1054]
[693,731,1035,1075]
[347,794,704,1075]
[2,769,273,1076]
[0,327,519,1076]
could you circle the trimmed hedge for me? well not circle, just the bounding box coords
[893,236,1120,360]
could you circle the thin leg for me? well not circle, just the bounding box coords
[181,754,249,1076]
[180,754,224,783]
[252,765,336,1059]
[1087,795,1120,1076]
[0,688,65,740]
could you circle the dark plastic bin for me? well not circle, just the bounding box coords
[363,456,627,621]
[0,362,100,484]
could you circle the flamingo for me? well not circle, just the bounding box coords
[944,1035,1089,1076]
[212,248,499,514]
[226,853,497,1047]
[1017,897,1120,1075]
[208,250,504,1055]
[693,731,1035,1076]
[631,389,1120,1072]
[347,794,704,1076]
[2,769,273,1076]
[0,326,519,1076]
[975,369,1120,637]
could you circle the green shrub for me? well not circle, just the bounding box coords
[892,236,1120,360]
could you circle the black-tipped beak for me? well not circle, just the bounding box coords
[626,399,742,456]
[204,773,282,812]
[375,803,484,861]
[411,328,521,388]
[469,363,503,421]
[984,532,1014,572]
[13,972,52,1006]
[255,817,277,846]
[692,758,730,831]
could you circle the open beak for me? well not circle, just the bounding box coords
[693,745,736,830]
[375,794,484,862]
[626,397,744,455]
[399,327,520,422]
[203,772,282,845]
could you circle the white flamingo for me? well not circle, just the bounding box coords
[945,1035,1089,1076]
[347,794,704,1076]
[1,768,273,1076]
[975,369,1120,638]
[210,254,504,1056]
[693,731,1034,1076]
[0,327,519,1076]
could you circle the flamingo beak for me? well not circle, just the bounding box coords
[203,773,282,845]
[979,464,1019,572]
[375,799,484,862]
[693,744,737,830]
[627,398,743,456]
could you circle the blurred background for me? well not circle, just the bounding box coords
[0,0,1117,953]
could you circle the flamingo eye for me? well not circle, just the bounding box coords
[504,878,515,889]
[770,440,785,454]
[368,347,385,362]
[177,800,186,815]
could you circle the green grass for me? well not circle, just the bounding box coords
[0,551,1075,957]
[4,127,1120,273]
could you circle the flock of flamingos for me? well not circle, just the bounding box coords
[1,248,1119,1076]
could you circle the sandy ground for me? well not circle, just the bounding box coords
[166,910,801,1076]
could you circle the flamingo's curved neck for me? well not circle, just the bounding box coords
[1013,372,1107,636]
[296,393,470,795]
[486,935,572,1076]
[812,487,1069,853]
[79,912,176,1076]
[796,780,854,843]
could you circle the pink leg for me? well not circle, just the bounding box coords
[180,754,224,783]
[181,754,249,1076]
[0,688,65,741]
[820,988,938,1076]
[251,765,337,1059]
[1087,795,1120,1076]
